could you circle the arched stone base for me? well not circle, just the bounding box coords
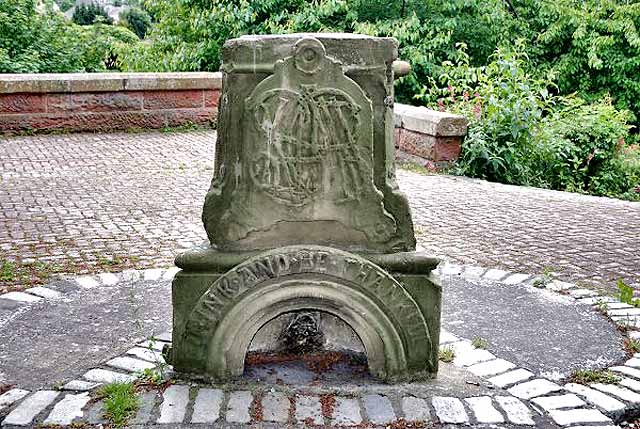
[168,245,441,383]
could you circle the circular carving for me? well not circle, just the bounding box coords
[293,38,326,74]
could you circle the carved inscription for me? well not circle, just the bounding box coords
[186,249,430,350]
[249,86,369,207]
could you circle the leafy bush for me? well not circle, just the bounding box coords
[419,42,639,200]
[73,3,114,25]
[119,7,152,39]
[0,0,137,73]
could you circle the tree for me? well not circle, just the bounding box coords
[119,7,151,39]
[72,3,114,26]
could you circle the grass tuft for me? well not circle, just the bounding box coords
[569,369,621,385]
[97,382,139,427]
[438,346,455,363]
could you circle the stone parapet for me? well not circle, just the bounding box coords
[0,72,222,134]
[394,103,468,170]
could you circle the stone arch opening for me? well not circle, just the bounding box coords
[172,246,437,382]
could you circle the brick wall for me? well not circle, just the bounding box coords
[394,103,468,170]
[0,73,221,134]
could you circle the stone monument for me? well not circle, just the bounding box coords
[166,33,442,383]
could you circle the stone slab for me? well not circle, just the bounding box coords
[131,391,157,425]
[106,356,156,373]
[363,394,395,425]
[0,292,42,303]
[97,272,119,286]
[431,396,468,424]
[488,369,535,388]
[467,358,515,377]
[592,383,640,403]
[495,396,535,425]
[401,396,431,422]
[0,389,29,411]
[508,379,562,399]
[82,369,136,384]
[43,392,90,425]
[531,393,586,411]
[191,388,223,423]
[503,273,531,285]
[549,408,612,426]
[262,392,289,423]
[464,396,503,423]
[2,390,60,426]
[24,287,62,300]
[61,380,101,391]
[333,397,362,425]
[226,391,252,424]
[157,384,189,424]
[565,383,625,412]
[294,395,323,425]
[127,347,165,363]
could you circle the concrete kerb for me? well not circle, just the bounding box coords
[0,263,636,428]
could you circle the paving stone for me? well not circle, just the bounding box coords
[191,388,223,424]
[440,264,463,276]
[138,339,168,351]
[439,330,459,344]
[84,401,106,425]
[106,356,156,373]
[82,368,136,384]
[24,286,62,300]
[625,358,640,368]
[549,408,612,426]
[226,391,253,424]
[495,396,535,426]
[592,383,640,403]
[157,384,190,424]
[503,273,531,285]
[0,389,29,411]
[603,301,632,309]
[453,347,495,367]
[401,396,431,422]
[43,392,90,425]
[261,392,289,423]
[488,368,535,388]
[546,280,576,291]
[431,396,468,424]
[2,390,60,426]
[127,347,165,363]
[531,393,586,411]
[97,272,119,286]
[363,394,395,425]
[333,397,362,425]
[580,296,617,305]
[163,267,181,280]
[75,276,99,289]
[467,358,515,377]
[295,395,323,425]
[131,391,157,425]
[565,383,626,412]
[156,331,172,342]
[463,266,485,280]
[609,308,640,317]
[120,270,141,282]
[61,380,101,391]
[483,269,509,281]
[611,365,640,380]
[629,331,640,341]
[620,377,640,392]
[0,291,42,303]
[569,288,598,298]
[508,378,562,399]
[143,268,164,281]
[464,396,503,424]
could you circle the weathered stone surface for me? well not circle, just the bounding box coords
[333,397,362,425]
[401,396,431,422]
[82,368,136,384]
[131,391,157,425]
[465,396,503,424]
[262,392,290,423]
[75,276,99,289]
[191,388,223,423]
[157,384,189,424]
[531,394,586,411]
[0,389,29,411]
[591,383,640,403]
[61,380,100,391]
[431,396,468,424]
[106,356,156,373]
[2,390,59,426]
[508,379,562,399]
[549,408,612,426]
[0,291,42,303]
[565,383,626,412]
[495,396,535,425]
[24,287,62,300]
[502,273,531,285]
[295,395,323,425]
[226,391,252,424]
[363,394,395,425]
[43,392,90,425]
[126,347,165,363]
[467,358,515,377]
[394,103,468,137]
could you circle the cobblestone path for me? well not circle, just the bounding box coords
[1,130,638,291]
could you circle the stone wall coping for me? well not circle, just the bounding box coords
[394,103,468,137]
[0,72,222,94]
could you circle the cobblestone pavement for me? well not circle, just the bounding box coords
[1,130,638,292]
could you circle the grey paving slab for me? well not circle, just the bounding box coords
[1,390,59,426]
[442,274,626,379]
[401,396,431,422]
[261,392,289,423]
[0,389,29,412]
[226,391,252,424]
[431,396,468,424]
[495,396,535,425]
[362,394,395,425]
[157,384,189,424]
[43,392,90,425]
[294,395,323,425]
[465,396,504,424]
[131,391,158,425]
[332,397,361,425]
[191,388,223,424]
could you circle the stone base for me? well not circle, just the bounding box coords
[166,244,442,383]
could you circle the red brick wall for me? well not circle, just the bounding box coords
[0,89,220,134]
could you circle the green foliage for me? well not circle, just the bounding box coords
[97,383,139,427]
[438,346,455,363]
[418,42,639,200]
[56,0,75,12]
[569,369,621,385]
[471,336,488,349]
[119,7,151,38]
[618,279,640,307]
[73,3,114,25]
[0,0,137,73]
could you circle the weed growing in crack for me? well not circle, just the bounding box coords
[569,369,621,385]
[97,382,139,427]
[618,279,640,307]
[625,338,640,355]
[533,266,555,288]
[471,336,488,349]
[438,346,455,363]
[136,336,170,387]
[595,299,609,314]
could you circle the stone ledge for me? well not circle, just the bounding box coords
[394,103,467,137]
[0,72,222,94]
